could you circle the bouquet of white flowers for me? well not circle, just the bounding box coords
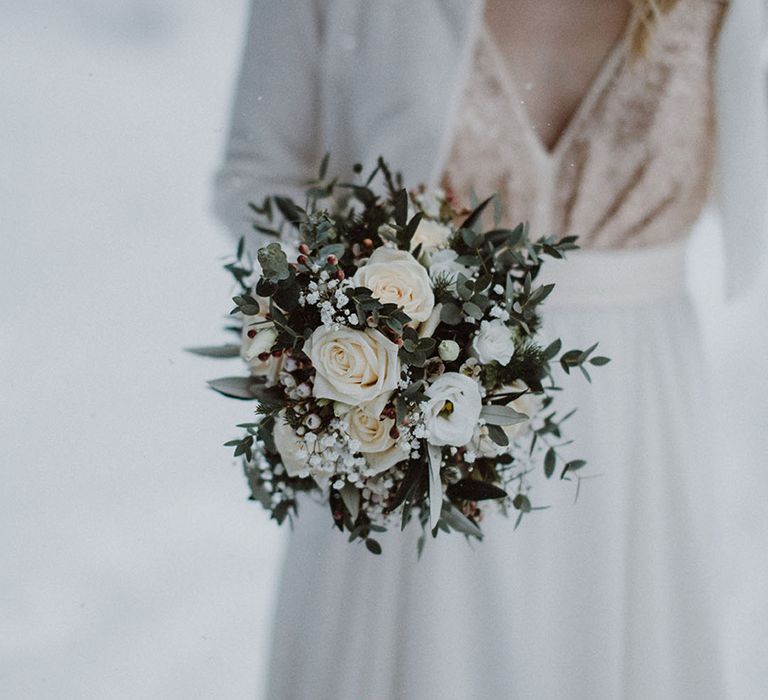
[190,157,607,555]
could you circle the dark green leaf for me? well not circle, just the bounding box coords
[512,493,532,513]
[486,423,509,446]
[544,447,556,478]
[460,195,495,231]
[447,479,507,501]
[394,188,408,227]
[440,303,463,326]
[542,338,562,361]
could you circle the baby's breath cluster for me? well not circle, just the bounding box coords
[194,156,607,554]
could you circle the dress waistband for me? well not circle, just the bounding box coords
[538,240,688,308]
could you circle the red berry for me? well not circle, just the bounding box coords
[246,329,257,338]
[336,269,345,280]
[389,426,400,439]
[257,352,270,362]
[362,238,373,248]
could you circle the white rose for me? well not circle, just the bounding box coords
[303,326,400,415]
[473,381,542,456]
[428,249,474,288]
[410,218,452,252]
[346,402,406,474]
[471,319,516,365]
[352,247,435,323]
[423,372,483,447]
[241,310,281,384]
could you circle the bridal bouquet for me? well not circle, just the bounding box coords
[191,157,606,554]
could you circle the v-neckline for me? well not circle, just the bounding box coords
[480,17,631,162]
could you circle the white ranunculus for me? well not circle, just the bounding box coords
[241,309,281,383]
[423,372,483,447]
[471,319,516,366]
[272,410,310,477]
[428,249,474,288]
[346,402,406,474]
[303,326,400,415]
[352,247,435,323]
[410,218,452,252]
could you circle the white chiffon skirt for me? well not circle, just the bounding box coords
[265,241,725,700]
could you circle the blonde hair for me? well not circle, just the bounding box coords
[628,0,680,56]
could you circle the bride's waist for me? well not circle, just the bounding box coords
[538,239,688,308]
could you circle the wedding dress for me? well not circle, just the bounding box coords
[259,4,732,699]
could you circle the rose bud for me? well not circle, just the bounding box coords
[438,339,460,362]
[362,238,373,248]
[326,254,338,265]
[336,269,345,280]
[298,243,310,255]
[297,254,308,266]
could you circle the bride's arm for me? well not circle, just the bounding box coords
[715,0,768,299]
[212,1,325,243]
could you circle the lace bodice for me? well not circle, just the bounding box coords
[441,1,728,249]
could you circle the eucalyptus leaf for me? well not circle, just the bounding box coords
[440,502,483,539]
[340,482,360,522]
[257,242,290,282]
[480,404,530,426]
[486,423,509,446]
[185,344,241,358]
[207,376,259,400]
[544,447,556,478]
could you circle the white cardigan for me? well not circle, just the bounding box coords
[213,0,767,298]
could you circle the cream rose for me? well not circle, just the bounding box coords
[423,372,483,447]
[303,326,400,415]
[410,218,452,252]
[346,402,406,474]
[471,319,516,366]
[352,247,435,323]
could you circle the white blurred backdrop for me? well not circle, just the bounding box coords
[0,2,766,698]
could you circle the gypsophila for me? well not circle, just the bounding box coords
[194,155,606,555]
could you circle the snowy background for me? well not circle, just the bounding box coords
[0,1,766,698]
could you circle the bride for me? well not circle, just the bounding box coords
[214,1,766,698]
